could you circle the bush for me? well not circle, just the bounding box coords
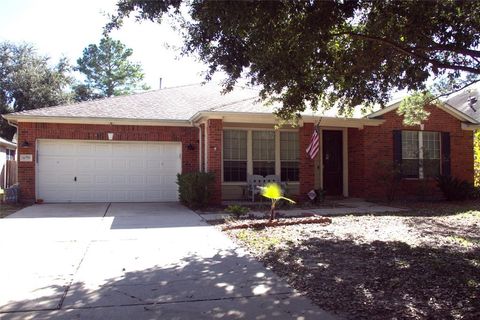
[177,172,215,209]
[435,175,473,201]
[225,205,249,219]
[376,161,402,202]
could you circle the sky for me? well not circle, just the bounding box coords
[0,0,210,89]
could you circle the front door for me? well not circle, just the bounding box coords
[322,130,343,196]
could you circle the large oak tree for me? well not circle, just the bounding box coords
[0,42,72,139]
[109,0,480,121]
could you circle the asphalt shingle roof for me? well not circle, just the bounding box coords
[445,83,480,122]
[9,82,478,123]
[11,83,265,121]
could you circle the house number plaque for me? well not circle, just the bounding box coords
[20,154,33,162]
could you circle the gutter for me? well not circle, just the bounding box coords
[2,114,193,127]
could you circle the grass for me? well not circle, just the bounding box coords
[0,203,24,218]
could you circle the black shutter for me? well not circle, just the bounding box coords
[441,132,451,176]
[393,130,402,166]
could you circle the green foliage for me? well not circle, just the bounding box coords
[474,131,480,186]
[376,161,403,202]
[260,183,295,221]
[0,42,72,139]
[176,172,215,209]
[225,205,249,219]
[435,175,473,201]
[75,36,149,100]
[110,1,480,121]
[397,92,433,126]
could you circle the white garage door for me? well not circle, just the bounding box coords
[37,140,182,202]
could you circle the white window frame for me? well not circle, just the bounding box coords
[279,131,300,182]
[402,130,441,179]
[222,130,248,182]
[222,128,299,184]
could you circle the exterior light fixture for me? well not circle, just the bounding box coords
[187,143,195,150]
[20,140,30,147]
[108,133,114,140]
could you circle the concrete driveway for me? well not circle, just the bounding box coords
[0,203,337,320]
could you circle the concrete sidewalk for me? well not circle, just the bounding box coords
[0,203,338,320]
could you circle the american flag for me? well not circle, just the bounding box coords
[306,127,319,159]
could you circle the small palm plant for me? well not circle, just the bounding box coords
[259,183,296,221]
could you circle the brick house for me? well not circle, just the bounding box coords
[3,83,478,204]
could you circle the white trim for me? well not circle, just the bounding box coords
[462,123,480,130]
[418,131,424,179]
[275,130,281,178]
[365,102,401,119]
[5,109,386,129]
[221,127,300,183]
[247,130,253,176]
[4,115,192,127]
[367,101,479,124]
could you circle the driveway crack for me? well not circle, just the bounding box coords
[103,202,112,218]
[56,240,93,310]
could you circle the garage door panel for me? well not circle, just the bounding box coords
[129,175,144,185]
[77,175,94,184]
[146,160,162,169]
[77,159,95,171]
[37,140,181,203]
[112,159,128,170]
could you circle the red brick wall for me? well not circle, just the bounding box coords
[206,119,223,205]
[348,105,474,200]
[17,122,199,203]
[200,123,205,172]
[299,123,316,200]
[348,128,365,197]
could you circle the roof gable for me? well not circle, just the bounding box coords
[366,100,478,124]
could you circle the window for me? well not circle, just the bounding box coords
[280,132,299,181]
[223,130,247,182]
[222,129,300,182]
[252,131,275,176]
[6,149,15,161]
[401,131,440,178]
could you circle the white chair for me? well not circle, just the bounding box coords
[247,175,265,202]
[264,174,280,184]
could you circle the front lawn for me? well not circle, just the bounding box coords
[224,201,480,319]
[0,204,25,218]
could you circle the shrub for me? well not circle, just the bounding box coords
[176,172,215,209]
[376,161,402,202]
[225,205,249,219]
[435,175,473,201]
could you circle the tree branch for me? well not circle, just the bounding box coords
[429,78,480,102]
[331,32,480,74]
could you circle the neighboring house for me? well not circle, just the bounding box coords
[0,137,17,189]
[2,83,478,204]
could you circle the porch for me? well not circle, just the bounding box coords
[220,125,350,201]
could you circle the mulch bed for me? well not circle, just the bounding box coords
[224,204,480,319]
[221,216,332,231]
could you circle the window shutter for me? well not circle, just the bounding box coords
[441,132,451,176]
[393,130,402,166]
